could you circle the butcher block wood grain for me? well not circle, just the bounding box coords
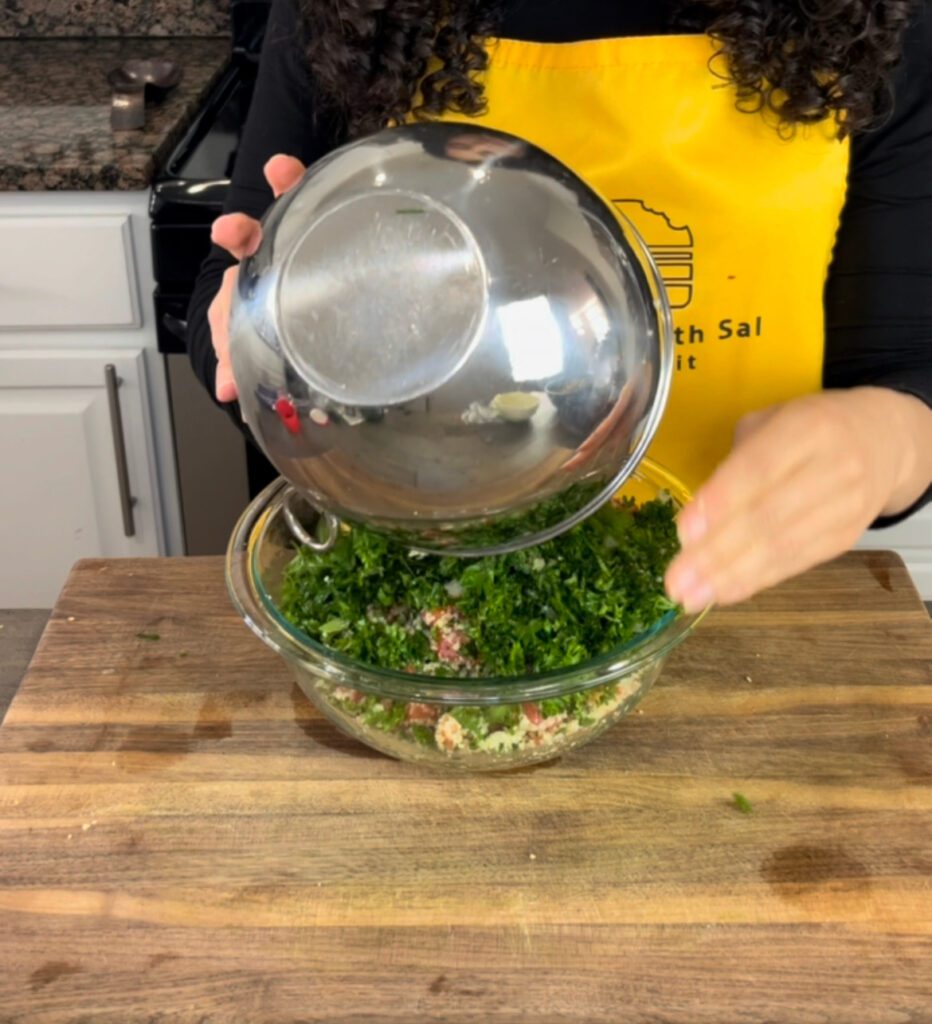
[0,552,930,1024]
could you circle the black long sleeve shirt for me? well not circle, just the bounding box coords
[187,0,932,519]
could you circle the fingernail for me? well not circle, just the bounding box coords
[666,561,714,612]
[216,380,237,403]
[677,503,707,546]
[680,580,714,614]
[665,562,698,603]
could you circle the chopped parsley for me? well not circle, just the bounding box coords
[279,495,679,678]
[731,792,754,815]
[438,480,604,550]
[136,632,160,642]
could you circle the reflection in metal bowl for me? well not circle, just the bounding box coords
[229,122,672,555]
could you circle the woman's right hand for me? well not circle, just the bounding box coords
[208,154,306,402]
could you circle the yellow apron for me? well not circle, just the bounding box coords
[438,34,850,489]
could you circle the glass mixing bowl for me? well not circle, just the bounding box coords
[226,460,706,771]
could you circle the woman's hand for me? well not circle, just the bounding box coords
[207,155,306,402]
[665,387,932,612]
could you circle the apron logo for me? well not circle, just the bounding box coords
[612,200,694,310]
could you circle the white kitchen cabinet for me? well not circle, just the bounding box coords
[0,214,139,330]
[0,348,164,607]
[0,191,185,606]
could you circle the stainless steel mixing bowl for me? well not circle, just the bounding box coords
[229,122,673,555]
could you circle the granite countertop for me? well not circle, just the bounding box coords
[0,36,230,190]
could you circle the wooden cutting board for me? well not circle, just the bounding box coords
[0,553,930,1023]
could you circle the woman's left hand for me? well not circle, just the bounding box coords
[665,387,932,612]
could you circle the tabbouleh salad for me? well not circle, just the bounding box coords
[319,673,651,757]
[279,494,679,756]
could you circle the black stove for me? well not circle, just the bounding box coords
[151,0,270,354]
[149,0,274,553]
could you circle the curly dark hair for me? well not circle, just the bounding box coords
[299,0,919,139]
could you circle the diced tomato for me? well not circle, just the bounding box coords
[523,702,543,726]
[422,606,478,672]
[436,634,458,662]
[332,685,366,704]
[406,702,439,724]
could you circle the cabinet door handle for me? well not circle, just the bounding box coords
[104,364,136,538]
[162,312,188,341]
